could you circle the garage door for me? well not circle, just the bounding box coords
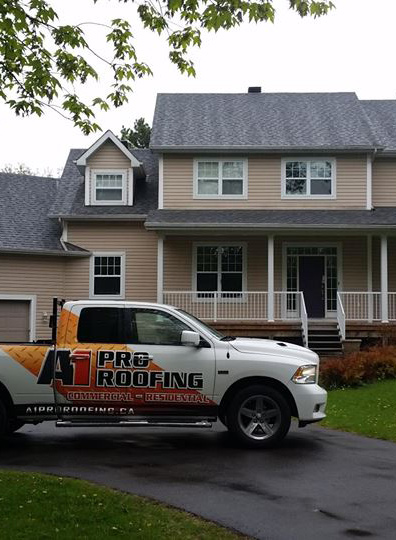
[0,300,30,342]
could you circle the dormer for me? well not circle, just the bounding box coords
[76,130,142,206]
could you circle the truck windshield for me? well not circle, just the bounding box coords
[176,309,225,340]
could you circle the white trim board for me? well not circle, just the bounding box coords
[0,294,37,342]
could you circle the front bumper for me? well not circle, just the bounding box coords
[288,383,327,423]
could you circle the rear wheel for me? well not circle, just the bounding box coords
[227,385,291,448]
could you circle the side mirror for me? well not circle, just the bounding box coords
[181,330,200,347]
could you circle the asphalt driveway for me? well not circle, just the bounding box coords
[1,421,396,539]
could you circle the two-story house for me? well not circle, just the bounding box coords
[1,90,396,353]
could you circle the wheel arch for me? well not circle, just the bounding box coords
[219,376,298,418]
[0,381,15,417]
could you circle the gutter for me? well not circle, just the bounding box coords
[0,247,91,257]
[145,222,396,231]
[150,145,384,153]
[49,214,148,221]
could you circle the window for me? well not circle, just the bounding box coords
[282,159,335,198]
[78,307,125,343]
[92,171,126,205]
[194,159,247,198]
[195,245,245,296]
[90,254,125,298]
[127,309,192,346]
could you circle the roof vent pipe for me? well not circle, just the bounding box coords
[248,87,261,93]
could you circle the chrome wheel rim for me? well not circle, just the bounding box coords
[237,395,281,440]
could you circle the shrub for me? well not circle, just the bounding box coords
[320,346,396,389]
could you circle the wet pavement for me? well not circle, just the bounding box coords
[1,421,396,539]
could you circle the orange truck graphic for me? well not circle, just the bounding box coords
[0,299,327,448]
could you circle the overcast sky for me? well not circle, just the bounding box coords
[1,0,396,175]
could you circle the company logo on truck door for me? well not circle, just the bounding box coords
[96,350,203,390]
[35,348,203,390]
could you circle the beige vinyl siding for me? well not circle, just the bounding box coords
[372,159,396,207]
[87,141,130,169]
[87,141,132,205]
[66,222,157,302]
[163,155,367,209]
[0,255,65,340]
[164,237,267,291]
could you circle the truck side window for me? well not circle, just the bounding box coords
[126,309,191,346]
[77,307,125,343]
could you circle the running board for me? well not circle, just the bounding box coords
[56,420,212,428]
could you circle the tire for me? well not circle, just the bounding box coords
[0,400,8,437]
[227,385,291,448]
[6,420,25,434]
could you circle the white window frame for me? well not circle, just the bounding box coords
[192,242,247,301]
[91,170,127,206]
[89,252,126,300]
[193,158,248,199]
[281,158,336,199]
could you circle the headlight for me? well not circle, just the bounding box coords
[292,365,317,384]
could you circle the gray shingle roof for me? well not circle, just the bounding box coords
[50,148,158,218]
[145,208,396,229]
[0,173,89,255]
[151,93,381,151]
[361,100,396,152]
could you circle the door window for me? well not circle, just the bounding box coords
[127,309,192,346]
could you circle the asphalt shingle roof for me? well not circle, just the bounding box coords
[0,173,89,254]
[50,148,158,218]
[145,208,396,229]
[151,92,381,150]
[361,100,396,151]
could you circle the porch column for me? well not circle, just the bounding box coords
[381,234,388,323]
[367,235,373,322]
[267,235,274,322]
[157,235,164,304]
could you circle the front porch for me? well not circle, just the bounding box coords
[156,232,396,351]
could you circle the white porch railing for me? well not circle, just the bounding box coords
[388,293,396,321]
[300,293,308,347]
[338,292,381,322]
[336,292,346,341]
[163,291,305,323]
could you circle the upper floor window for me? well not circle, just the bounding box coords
[92,171,127,205]
[282,159,336,199]
[194,159,247,199]
[90,253,125,299]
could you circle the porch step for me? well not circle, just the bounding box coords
[307,322,343,356]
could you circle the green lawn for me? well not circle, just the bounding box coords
[322,379,396,442]
[0,471,244,540]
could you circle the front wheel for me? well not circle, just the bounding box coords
[227,385,291,448]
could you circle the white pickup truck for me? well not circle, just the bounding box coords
[0,299,327,447]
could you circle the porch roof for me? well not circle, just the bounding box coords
[146,208,396,231]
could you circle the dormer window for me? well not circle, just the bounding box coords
[92,171,126,205]
[76,130,142,207]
